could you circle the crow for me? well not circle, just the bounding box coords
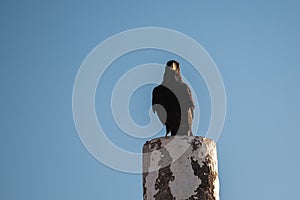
[152,60,194,137]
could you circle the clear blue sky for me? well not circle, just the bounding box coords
[1,1,300,199]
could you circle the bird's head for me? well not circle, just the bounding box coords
[163,60,183,84]
[166,60,180,73]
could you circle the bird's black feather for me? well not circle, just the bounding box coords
[152,62,194,136]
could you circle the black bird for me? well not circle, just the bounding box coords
[152,60,194,137]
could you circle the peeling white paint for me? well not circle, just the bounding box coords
[145,150,161,199]
[164,137,202,199]
[143,136,219,200]
[169,151,201,199]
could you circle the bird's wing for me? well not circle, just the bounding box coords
[152,86,167,124]
[152,86,159,112]
[185,84,195,118]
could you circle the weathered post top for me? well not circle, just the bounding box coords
[143,136,219,200]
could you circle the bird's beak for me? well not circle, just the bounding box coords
[171,63,177,71]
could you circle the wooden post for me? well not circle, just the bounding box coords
[143,136,219,200]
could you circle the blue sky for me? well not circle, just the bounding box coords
[1,1,300,199]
